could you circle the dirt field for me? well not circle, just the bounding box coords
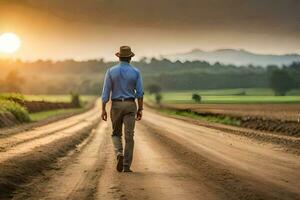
[164,104,300,122]
[0,101,300,200]
[162,103,300,136]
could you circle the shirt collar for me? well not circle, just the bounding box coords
[120,61,130,66]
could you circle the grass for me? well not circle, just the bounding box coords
[0,93,97,125]
[158,108,241,126]
[26,94,96,122]
[29,108,83,122]
[27,94,95,121]
[146,88,300,104]
[165,88,300,96]
[0,93,25,101]
[0,99,30,123]
[24,95,96,104]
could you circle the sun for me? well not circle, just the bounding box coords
[0,32,21,54]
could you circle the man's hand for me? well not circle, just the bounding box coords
[136,109,143,121]
[101,110,107,121]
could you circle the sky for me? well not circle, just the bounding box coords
[0,0,300,61]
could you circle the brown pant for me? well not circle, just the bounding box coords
[110,101,137,168]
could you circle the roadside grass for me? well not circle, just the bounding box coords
[1,94,97,127]
[29,108,84,122]
[146,88,300,104]
[0,99,30,123]
[0,93,25,101]
[164,88,300,96]
[27,94,97,122]
[24,95,97,104]
[158,108,241,126]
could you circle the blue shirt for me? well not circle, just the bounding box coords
[101,62,144,103]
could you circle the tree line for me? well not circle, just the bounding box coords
[0,58,299,95]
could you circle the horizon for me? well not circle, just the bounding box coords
[1,47,300,63]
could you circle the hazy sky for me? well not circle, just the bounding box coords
[1,0,300,60]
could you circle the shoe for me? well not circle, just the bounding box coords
[116,155,124,172]
[123,167,133,173]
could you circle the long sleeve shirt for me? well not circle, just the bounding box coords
[101,61,144,103]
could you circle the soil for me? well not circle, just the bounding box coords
[0,99,96,135]
[0,112,19,128]
[1,102,299,200]
[22,101,77,113]
[162,103,300,137]
[168,104,300,121]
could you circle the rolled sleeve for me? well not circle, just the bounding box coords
[136,70,144,98]
[101,69,112,103]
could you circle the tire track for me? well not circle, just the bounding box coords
[0,103,101,199]
[141,110,300,200]
[96,123,218,200]
[0,124,96,199]
[0,115,99,163]
[12,122,110,200]
[0,102,100,152]
[3,105,299,200]
[165,112,300,154]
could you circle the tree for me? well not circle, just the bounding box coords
[4,70,24,92]
[270,70,294,96]
[0,79,4,92]
[192,93,201,103]
[266,65,279,73]
[71,92,81,107]
[155,93,162,104]
[146,84,163,104]
[147,84,161,94]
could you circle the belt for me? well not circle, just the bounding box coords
[112,98,135,102]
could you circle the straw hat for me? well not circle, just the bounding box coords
[115,46,135,57]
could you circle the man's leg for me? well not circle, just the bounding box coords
[123,103,137,170]
[110,103,123,159]
[111,103,125,172]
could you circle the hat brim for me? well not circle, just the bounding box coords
[115,52,135,58]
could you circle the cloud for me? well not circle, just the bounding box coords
[11,0,300,32]
[1,0,299,60]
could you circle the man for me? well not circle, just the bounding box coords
[101,46,144,173]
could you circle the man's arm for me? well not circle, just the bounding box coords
[136,70,144,121]
[101,70,112,121]
[136,97,143,121]
[137,97,143,111]
[102,102,108,121]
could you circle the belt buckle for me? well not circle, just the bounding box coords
[121,98,124,102]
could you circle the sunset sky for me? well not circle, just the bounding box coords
[0,0,300,61]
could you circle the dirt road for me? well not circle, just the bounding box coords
[1,102,300,200]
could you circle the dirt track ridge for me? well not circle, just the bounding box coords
[0,103,101,199]
[0,104,299,200]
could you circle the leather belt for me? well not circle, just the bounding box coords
[112,98,135,102]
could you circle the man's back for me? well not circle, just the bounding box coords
[102,61,143,103]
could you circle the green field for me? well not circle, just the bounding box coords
[29,108,83,121]
[0,94,97,127]
[146,88,300,104]
[24,95,97,103]
[25,95,96,121]
[158,108,241,126]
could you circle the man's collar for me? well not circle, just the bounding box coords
[120,61,130,66]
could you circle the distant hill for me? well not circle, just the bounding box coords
[165,49,300,66]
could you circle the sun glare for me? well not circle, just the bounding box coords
[0,32,21,54]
